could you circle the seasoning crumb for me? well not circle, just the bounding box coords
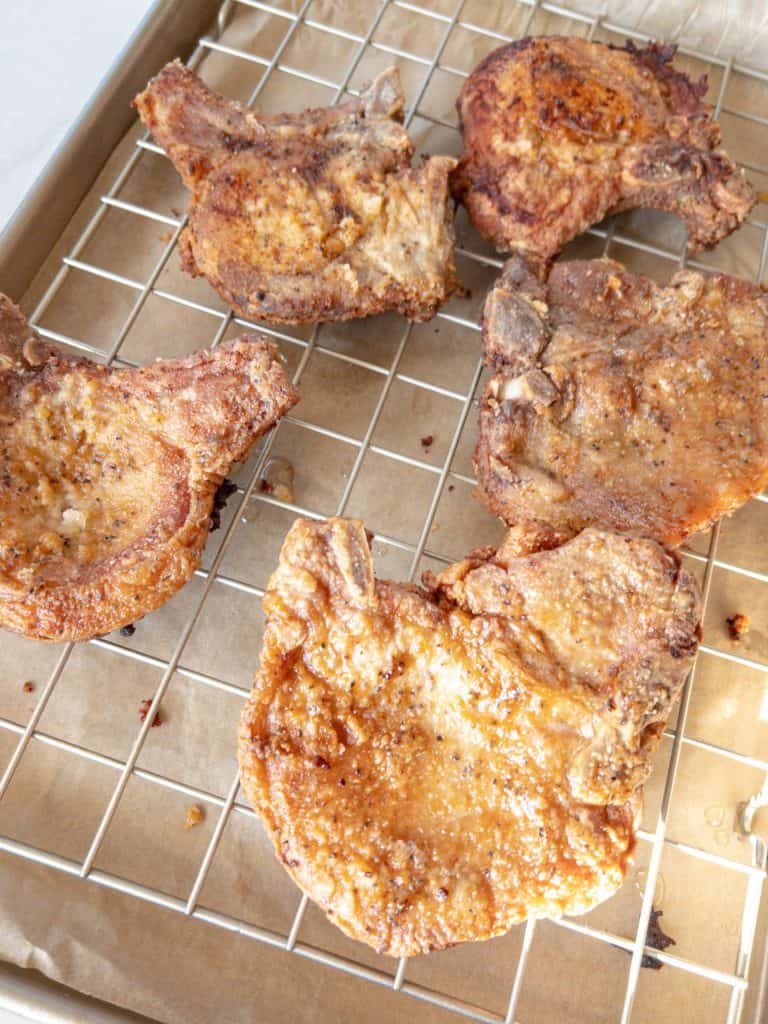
[184,804,203,830]
[447,483,454,492]
[420,434,434,449]
[726,613,750,641]
[22,681,34,694]
[139,699,162,727]
[209,478,238,532]
[120,623,136,637]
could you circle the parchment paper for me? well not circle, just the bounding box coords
[1,2,767,1022]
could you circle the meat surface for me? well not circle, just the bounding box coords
[0,295,298,641]
[135,62,457,324]
[453,37,755,261]
[475,257,768,546]
[238,517,700,956]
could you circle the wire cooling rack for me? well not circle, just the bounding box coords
[0,1,767,1022]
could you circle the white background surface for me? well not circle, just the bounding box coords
[0,0,153,1013]
[0,0,155,234]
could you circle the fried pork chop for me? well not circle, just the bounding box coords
[475,257,768,547]
[239,517,700,956]
[453,37,755,261]
[0,295,297,641]
[135,62,457,324]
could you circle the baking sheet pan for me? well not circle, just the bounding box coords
[0,2,766,1022]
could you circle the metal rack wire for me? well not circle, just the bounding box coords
[0,1,767,1021]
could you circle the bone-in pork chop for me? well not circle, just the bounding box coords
[238,517,700,956]
[475,256,768,546]
[135,62,457,324]
[0,295,297,641]
[453,38,755,261]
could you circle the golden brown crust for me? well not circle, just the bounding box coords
[135,62,458,324]
[453,37,755,260]
[238,517,700,956]
[0,295,298,641]
[475,256,768,547]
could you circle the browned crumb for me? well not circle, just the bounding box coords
[159,231,173,243]
[170,207,181,218]
[420,434,434,449]
[726,613,750,641]
[642,907,676,970]
[758,192,768,204]
[259,457,295,504]
[184,804,204,829]
[209,478,238,532]
[447,483,455,492]
[22,681,34,694]
[139,698,162,727]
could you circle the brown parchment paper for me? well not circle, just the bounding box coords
[1,2,768,1023]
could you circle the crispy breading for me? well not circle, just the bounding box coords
[135,62,457,324]
[0,295,297,641]
[453,37,755,261]
[239,517,700,956]
[475,256,768,546]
